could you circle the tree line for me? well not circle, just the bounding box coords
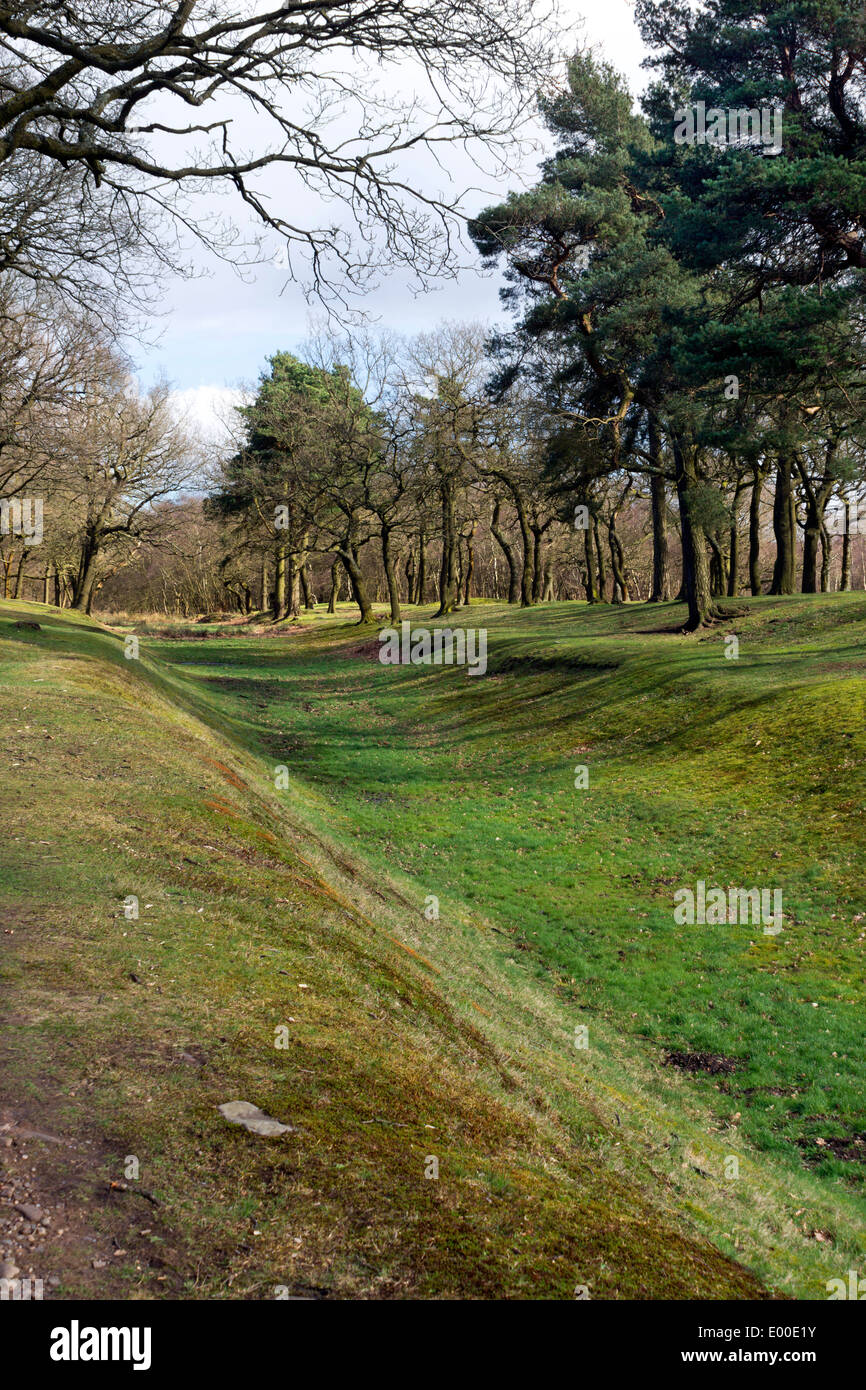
[1,2,864,623]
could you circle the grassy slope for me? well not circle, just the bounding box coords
[1,598,770,1301]
[140,593,866,1294]
[0,593,863,1297]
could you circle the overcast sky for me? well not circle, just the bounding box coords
[136,0,649,435]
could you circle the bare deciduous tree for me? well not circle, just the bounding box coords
[0,1,556,305]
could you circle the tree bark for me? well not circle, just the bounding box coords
[404,549,416,605]
[273,540,288,619]
[300,562,315,609]
[381,525,402,624]
[648,417,670,601]
[13,549,29,599]
[416,526,427,605]
[819,523,830,592]
[582,523,599,603]
[840,501,852,591]
[490,499,520,603]
[286,552,302,618]
[593,516,607,601]
[649,473,670,601]
[506,485,534,606]
[436,478,461,615]
[327,558,342,613]
[707,532,728,597]
[727,476,747,598]
[71,531,100,611]
[674,439,716,629]
[770,455,797,595]
[749,465,765,596]
[462,520,477,606]
[608,517,630,602]
[339,543,374,623]
[531,522,546,603]
[801,499,821,593]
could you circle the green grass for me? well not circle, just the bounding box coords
[1,593,864,1298]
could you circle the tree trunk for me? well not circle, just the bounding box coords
[404,549,416,605]
[284,552,301,618]
[801,497,821,594]
[593,516,607,601]
[327,558,341,613]
[531,524,545,603]
[749,466,765,596]
[727,477,747,598]
[300,562,315,609]
[381,525,402,624]
[797,463,834,595]
[819,523,830,592]
[507,485,534,606]
[770,456,797,595]
[490,500,520,603]
[582,523,599,603]
[462,521,476,606]
[340,544,374,624]
[649,473,670,601]
[707,532,728,597]
[416,527,427,605]
[71,532,100,611]
[648,418,670,601]
[840,502,852,591]
[273,540,288,620]
[674,439,716,629]
[436,478,461,615]
[727,523,739,598]
[13,549,29,599]
[608,519,630,603]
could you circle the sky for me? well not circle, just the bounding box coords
[135,0,649,437]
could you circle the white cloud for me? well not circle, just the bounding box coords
[170,384,245,445]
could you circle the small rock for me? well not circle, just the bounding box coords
[218,1101,294,1137]
[0,1260,20,1279]
[15,1203,42,1222]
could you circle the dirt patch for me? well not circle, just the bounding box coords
[664,1051,743,1076]
[203,797,242,816]
[0,1106,186,1299]
[797,1133,866,1165]
[205,758,250,792]
[344,638,382,661]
